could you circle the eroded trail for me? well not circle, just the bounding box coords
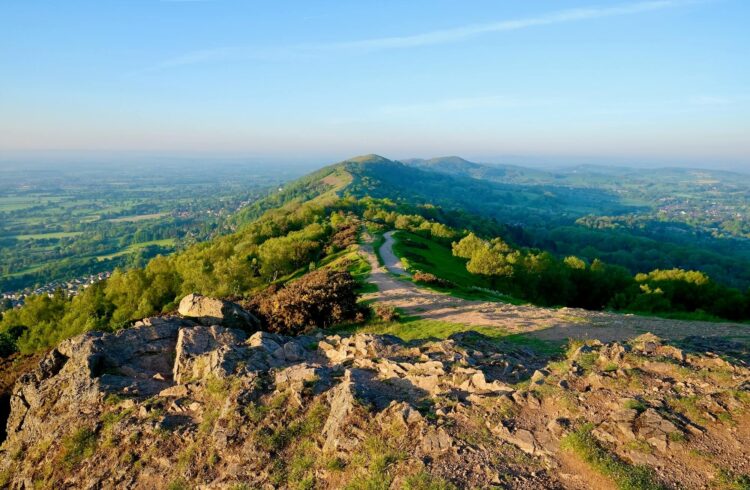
[361,232,750,348]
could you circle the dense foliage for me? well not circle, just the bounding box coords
[247,269,360,334]
[2,157,749,359]
[344,157,750,289]
[449,233,750,319]
[0,190,360,354]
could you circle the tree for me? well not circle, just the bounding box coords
[452,233,487,259]
[467,247,515,279]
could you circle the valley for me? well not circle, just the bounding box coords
[0,161,302,296]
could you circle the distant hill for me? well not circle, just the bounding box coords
[137,153,750,289]
[402,156,550,184]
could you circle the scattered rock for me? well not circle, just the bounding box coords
[2,318,749,490]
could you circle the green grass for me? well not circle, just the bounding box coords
[561,424,663,490]
[61,427,97,469]
[391,231,481,286]
[95,238,176,260]
[623,399,647,412]
[6,263,46,277]
[337,315,562,356]
[402,471,457,490]
[0,195,65,211]
[716,469,750,490]
[107,212,168,223]
[344,435,405,490]
[389,231,525,304]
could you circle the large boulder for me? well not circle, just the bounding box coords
[172,325,248,384]
[4,318,187,447]
[178,293,260,331]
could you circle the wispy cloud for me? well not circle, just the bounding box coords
[158,0,696,68]
[379,95,555,116]
[329,0,689,52]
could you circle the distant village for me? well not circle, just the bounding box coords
[1,271,112,309]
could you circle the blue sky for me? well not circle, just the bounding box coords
[1,0,748,167]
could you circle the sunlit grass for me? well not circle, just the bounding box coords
[335,315,562,356]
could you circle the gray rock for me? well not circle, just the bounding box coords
[636,408,681,452]
[178,293,260,331]
[530,369,548,385]
[421,427,453,455]
[494,424,547,455]
[172,325,247,383]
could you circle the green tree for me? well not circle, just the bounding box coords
[452,233,487,259]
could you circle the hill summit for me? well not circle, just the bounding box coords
[3,300,749,488]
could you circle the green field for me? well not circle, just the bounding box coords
[0,195,65,212]
[14,232,84,240]
[96,239,177,261]
[108,213,168,223]
[391,231,481,285]
[0,162,290,291]
[7,263,46,278]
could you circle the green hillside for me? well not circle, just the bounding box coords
[2,154,749,358]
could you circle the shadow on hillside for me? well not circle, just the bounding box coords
[671,336,750,365]
[528,321,750,366]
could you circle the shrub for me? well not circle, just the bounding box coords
[0,331,17,357]
[328,223,359,251]
[249,270,359,335]
[372,303,399,322]
[412,271,451,288]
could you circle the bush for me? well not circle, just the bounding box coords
[412,271,451,288]
[0,332,17,358]
[328,223,359,251]
[249,270,359,335]
[372,303,399,322]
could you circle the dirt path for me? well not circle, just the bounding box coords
[380,231,408,276]
[360,234,750,346]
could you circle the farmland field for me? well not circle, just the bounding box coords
[0,160,306,292]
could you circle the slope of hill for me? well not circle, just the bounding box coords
[1,154,750,488]
[342,155,750,289]
[1,283,748,488]
[402,156,551,184]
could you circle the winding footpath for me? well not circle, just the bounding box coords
[360,231,750,347]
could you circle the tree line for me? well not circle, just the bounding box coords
[2,193,748,359]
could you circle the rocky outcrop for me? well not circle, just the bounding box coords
[178,293,260,331]
[0,324,749,489]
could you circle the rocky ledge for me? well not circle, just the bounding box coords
[0,308,749,488]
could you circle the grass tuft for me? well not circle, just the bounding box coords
[61,427,97,469]
[561,424,663,490]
